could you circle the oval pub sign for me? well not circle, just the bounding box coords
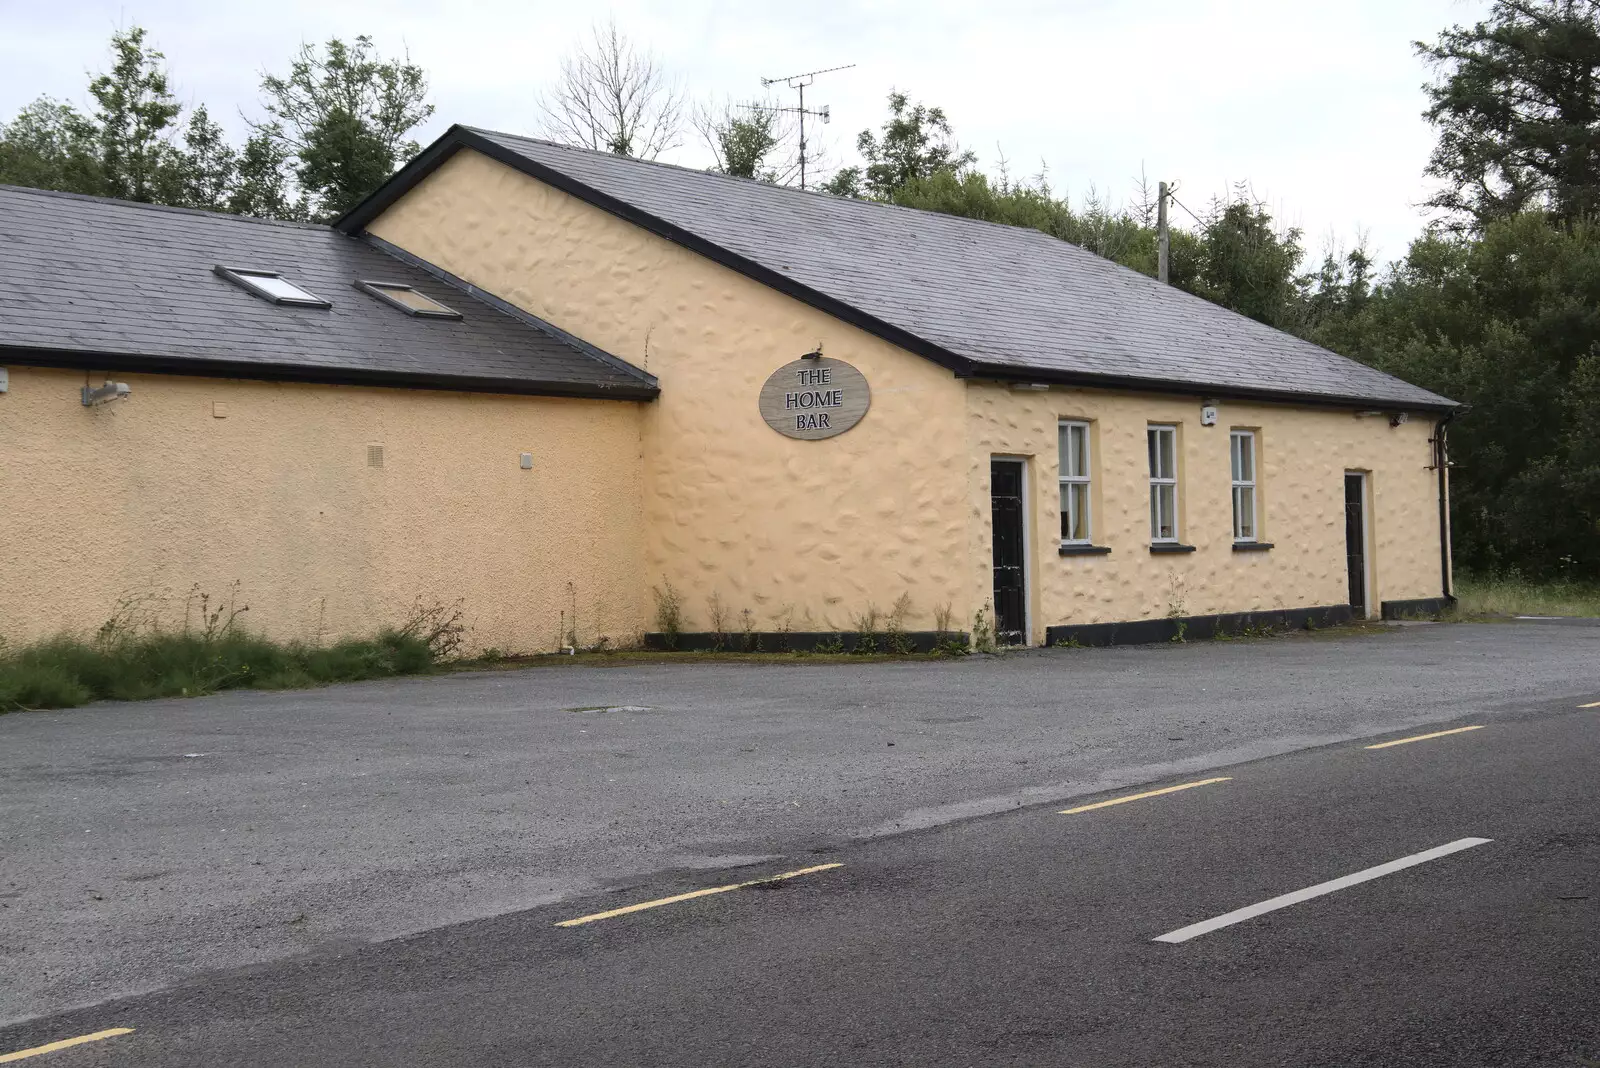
[758,356,871,440]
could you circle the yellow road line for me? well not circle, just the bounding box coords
[1365,725,1485,749]
[0,1029,134,1063]
[556,863,843,927]
[1580,700,1600,708]
[1059,777,1232,815]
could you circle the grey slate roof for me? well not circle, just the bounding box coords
[342,126,1452,411]
[0,184,655,399]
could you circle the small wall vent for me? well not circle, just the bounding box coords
[367,443,385,469]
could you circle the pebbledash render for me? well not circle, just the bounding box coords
[0,125,1456,653]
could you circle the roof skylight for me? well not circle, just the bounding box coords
[355,280,463,320]
[214,266,331,308]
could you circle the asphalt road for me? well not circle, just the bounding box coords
[2,621,1598,1033]
[2,694,1595,1066]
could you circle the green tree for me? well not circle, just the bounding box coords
[1312,213,1600,577]
[1195,195,1307,328]
[832,91,975,201]
[1418,0,1600,228]
[696,101,782,180]
[229,126,301,220]
[0,97,101,193]
[173,105,237,211]
[87,26,184,202]
[258,35,433,220]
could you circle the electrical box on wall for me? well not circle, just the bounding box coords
[519,453,533,470]
[0,368,9,393]
[1200,404,1218,426]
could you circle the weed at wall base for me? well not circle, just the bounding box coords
[971,604,995,653]
[652,582,685,651]
[0,589,461,712]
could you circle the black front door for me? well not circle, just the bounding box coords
[991,459,1026,645]
[1345,473,1367,616]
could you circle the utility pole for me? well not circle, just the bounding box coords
[1157,181,1170,284]
[756,64,854,190]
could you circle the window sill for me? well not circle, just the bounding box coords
[1059,544,1112,556]
[1232,541,1274,552]
[1149,543,1197,554]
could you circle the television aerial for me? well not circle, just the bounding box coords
[753,64,855,190]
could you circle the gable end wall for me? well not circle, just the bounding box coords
[367,149,978,635]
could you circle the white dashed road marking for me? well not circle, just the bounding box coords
[1154,837,1493,944]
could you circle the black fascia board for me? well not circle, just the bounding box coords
[965,363,1461,414]
[0,345,659,401]
[335,126,981,380]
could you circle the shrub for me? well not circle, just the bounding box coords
[0,587,449,712]
[652,581,685,650]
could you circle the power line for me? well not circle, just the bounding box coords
[1168,188,1207,227]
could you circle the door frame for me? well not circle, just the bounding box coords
[990,455,1032,644]
[1344,470,1372,619]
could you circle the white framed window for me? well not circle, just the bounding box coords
[1148,424,1178,542]
[1231,430,1258,542]
[1058,421,1092,543]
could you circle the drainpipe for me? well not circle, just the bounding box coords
[1434,410,1457,603]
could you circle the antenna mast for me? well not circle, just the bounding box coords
[756,64,854,190]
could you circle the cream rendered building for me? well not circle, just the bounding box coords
[0,127,1456,652]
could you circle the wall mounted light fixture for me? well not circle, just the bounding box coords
[82,381,131,406]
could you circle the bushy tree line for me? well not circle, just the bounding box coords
[0,27,431,221]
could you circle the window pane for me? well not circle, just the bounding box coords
[241,272,321,302]
[1238,434,1254,482]
[1231,435,1243,482]
[1060,483,1073,540]
[1148,428,1159,477]
[1236,486,1256,540]
[1059,424,1071,477]
[1070,482,1089,541]
[1151,484,1176,540]
[1060,423,1087,478]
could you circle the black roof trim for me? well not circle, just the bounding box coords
[364,233,658,388]
[965,364,1459,413]
[0,344,659,401]
[336,126,978,379]
[336,127,1456,413]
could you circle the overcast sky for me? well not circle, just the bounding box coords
[3,0,1488,264]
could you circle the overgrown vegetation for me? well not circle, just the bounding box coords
[1165,573,1190,643]
[970,603,996,653]
[1453,573,1600,619]
[0,588,463,712]
[652,581,685,650]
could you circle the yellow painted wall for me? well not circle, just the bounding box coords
[368,150,974,635]
[366,148,1446,644]
[968,382,1446,639]
[0,367,644,652]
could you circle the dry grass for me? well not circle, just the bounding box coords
[1453,575,1600,619]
